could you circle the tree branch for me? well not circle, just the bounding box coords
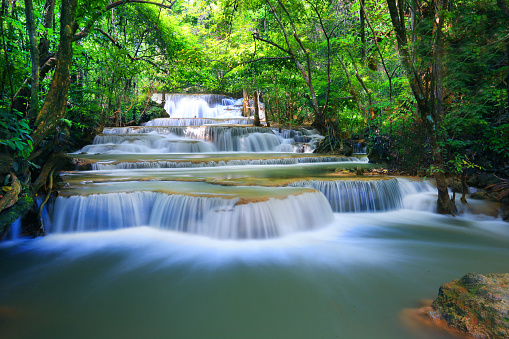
[96,28,139,61]
[223,56,293,76]
[359,0,392,100]
[73,0,177,42]
[253,35,290,54]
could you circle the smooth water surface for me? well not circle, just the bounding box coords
[1,211,508,339]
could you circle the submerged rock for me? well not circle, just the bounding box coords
[430,273,509,338]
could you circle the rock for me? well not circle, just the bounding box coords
[447,177,463,193]
[431,272,509,339]
[467,173,501,188]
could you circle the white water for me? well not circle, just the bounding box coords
[90,156,359,170]
[152,93,244,119]
[48,191,333,239]
[2,94,507,339]
[290,178,403,212]
[77,126,316,153]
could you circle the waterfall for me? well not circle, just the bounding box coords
[5,218,21,240]
[290,178,403,212]
[48,191,333,239]
[79,133,216,154]
[151,93,243,119]
[352,143,367,154]
[289,178,438,213]
[89,156,356,170]
[97,125,325,153]
[144,118,253,126]
[85,126,283,153]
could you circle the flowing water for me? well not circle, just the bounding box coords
[1,94,508,339]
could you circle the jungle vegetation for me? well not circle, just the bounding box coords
[1,0,508,236]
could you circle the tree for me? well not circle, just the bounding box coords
[0,0,178,237]
[386,0,456,214]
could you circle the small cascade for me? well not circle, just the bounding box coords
[5,218,21,240]
[272,128,323,153]
[48,191,333,239]
[352,143,368,154]
[144,118,252,126]
[85,126,284,153]
[290,178,402,212]
[273,128,315,143]
[398,178,439,212]
[289,178,441,213]
[90,156,356,170]
[79,133,215,154]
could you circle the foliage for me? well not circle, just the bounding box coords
[0,0,507,174]
[0,105,32,159]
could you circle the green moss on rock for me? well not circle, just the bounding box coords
[431,272,509,339]
[0,194,34,238]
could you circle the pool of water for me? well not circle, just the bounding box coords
[1,211,508,339]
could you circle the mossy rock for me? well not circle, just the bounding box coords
[431,272,509,339]
[0,194,33,238]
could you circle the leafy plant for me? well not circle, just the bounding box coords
[0,105,33,159]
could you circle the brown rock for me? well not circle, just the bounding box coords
[431,273,509,339]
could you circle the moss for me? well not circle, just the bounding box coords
[0,194,34,238]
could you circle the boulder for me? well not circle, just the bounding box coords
[430,272,509,339]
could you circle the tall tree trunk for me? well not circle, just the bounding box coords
[431,0,456,215]
[253,90,261,126]
[161,91,166,113]
[386,0,455,215]
[32,0,78,149]
[360,0,366,59]
[242,89,249,117]
[265,97,271,127]
[39,0,55,67]
[24,0,39,119]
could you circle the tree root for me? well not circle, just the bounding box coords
[0,172,21,213]
[37,168,55,236]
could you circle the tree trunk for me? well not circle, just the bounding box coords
[386,0,455,215]
[24,0,39,119]
[431,0,456,215]
[161,91,166,114]
[265,97,271,127]
[253,90,261,126]
[39,0,55,67]
[360,0,366,59]
[242,89,249,117]
[32,0,78,149]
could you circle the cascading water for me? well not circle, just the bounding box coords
[78,125,319,153]
[289,178,436,213]
[152,93,244,119]
[89,156,359,170]
[144,117,253,126]
[48,191,333,239]
[3,93,508,339]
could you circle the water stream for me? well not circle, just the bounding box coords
[1,94,508,339]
